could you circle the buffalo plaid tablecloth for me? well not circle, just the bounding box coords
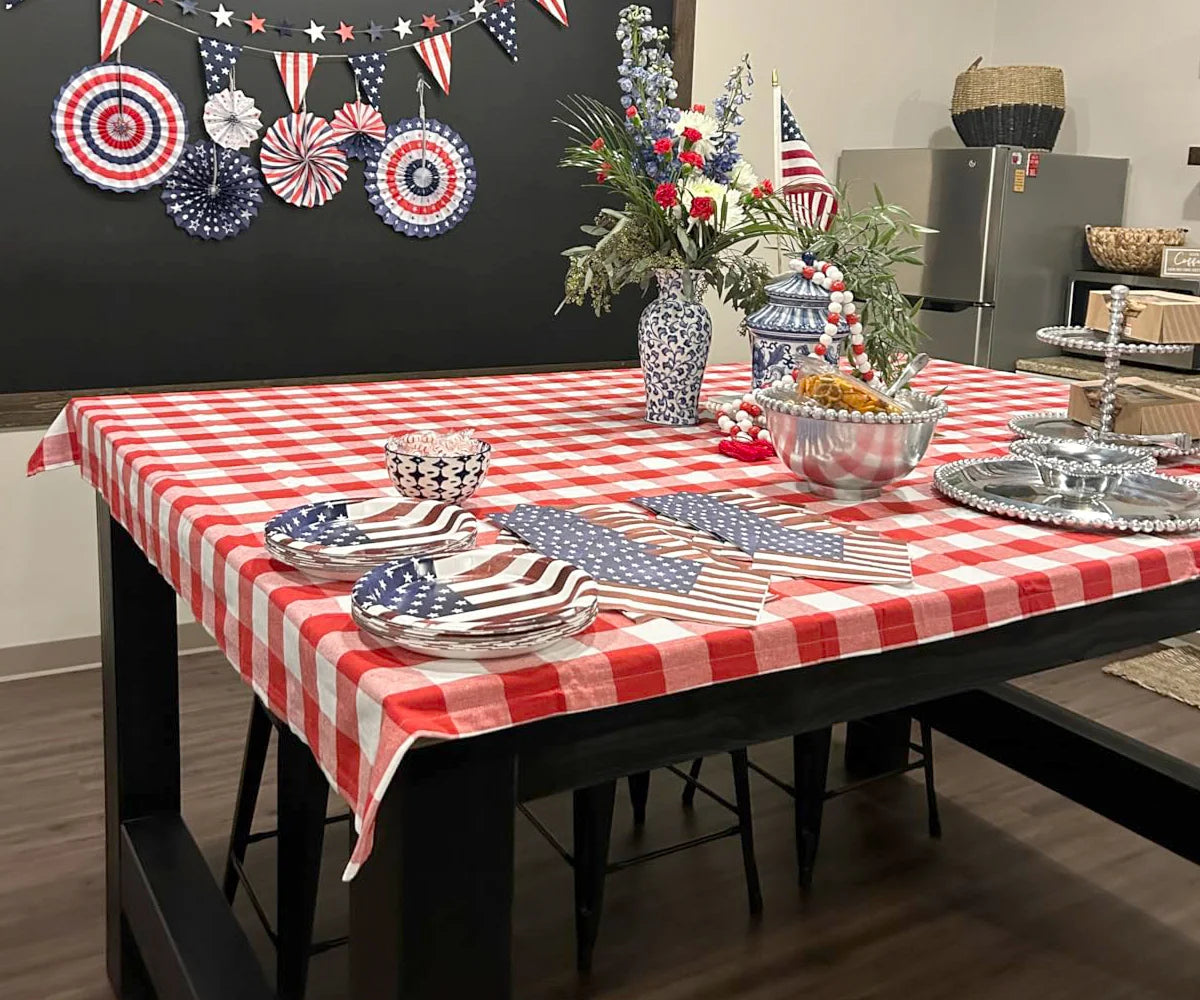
[27,361,1200,876]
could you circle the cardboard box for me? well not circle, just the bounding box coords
[1085,288,1200,344]
[1067,376,1200,437]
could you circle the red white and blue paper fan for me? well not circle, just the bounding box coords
[161,141,262,240]
[260,112,348,209]
[364,117,476,238]
[51,63,188,193]
[328,100,386,162]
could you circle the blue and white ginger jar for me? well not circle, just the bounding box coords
[638,268,712,426]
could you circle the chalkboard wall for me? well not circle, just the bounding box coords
[0,0,674,393]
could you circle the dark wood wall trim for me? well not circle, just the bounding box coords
[672,0,697,106]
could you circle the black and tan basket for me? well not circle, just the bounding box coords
[951,58,1065,150]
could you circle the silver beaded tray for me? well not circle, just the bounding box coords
[934,458,1200,533]
[1008,410,1200,461]
[1035,326,1195,355]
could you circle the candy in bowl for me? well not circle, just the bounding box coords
[384,430,491,502]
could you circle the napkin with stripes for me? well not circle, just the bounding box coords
[632,491,912,585]
[490,505,771,627]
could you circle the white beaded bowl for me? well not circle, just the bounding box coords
[384,439,492,503]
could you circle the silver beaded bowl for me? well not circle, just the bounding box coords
[1009,438,1155,498]
[756,385,948,500]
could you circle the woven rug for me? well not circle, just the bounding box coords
[1104,645,1200,710]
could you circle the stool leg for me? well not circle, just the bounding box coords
[920,719,942,839]
[793,727,833,892]
[729,749,763,916]
[276,724,330,1000]
[627,771,650,827]
[680,758,704,808]
[572,781,616,973]
[223,699,273,902]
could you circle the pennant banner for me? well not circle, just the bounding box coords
[533,0,568,27]
[415,34,452,95]
[348,52,388,108]
[274,51,317,112]
[100,0,148,61]
[198,36,242,97]
[482,2,518,60]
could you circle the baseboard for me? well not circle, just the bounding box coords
[0,621,216,680]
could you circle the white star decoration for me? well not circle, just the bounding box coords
[469,0,487,15]
[210,3,234,27]
[391,16,413,37]
[304,19,326,42]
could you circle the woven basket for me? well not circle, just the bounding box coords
[951,59,1065,150]
[1085,226,1188,276]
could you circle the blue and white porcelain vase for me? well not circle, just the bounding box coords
[637,268,712,426]
[745,257,851,388]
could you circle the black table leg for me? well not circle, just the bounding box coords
[844,711,912,779]
[99,503,180,1000]
[349,738,517,999]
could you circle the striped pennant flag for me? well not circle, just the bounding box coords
[100,0,148,61]
[415,33,452,95]
[533,0,568,26]
[274,50,317,112]
[634,491,913,585]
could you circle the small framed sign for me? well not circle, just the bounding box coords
[1161,246,1200,278]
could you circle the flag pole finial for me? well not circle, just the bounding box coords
[771,68,779,86]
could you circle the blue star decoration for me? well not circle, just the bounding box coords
[365,20,384,41]
[445,8,466,25]
[197,37,242,98]
[275,19,293,37]
[175,0,198,14]
[348,52,387,108]
[161,141,263,242]
[481,2,518,60]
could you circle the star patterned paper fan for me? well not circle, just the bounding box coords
[203,87,262,150]
[161,141,262,241]
[364,117,476,237]
[51,63,187,193]
[328,100,386,162]
[260,112,348,209]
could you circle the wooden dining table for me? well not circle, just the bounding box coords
[27,361,1200,1000]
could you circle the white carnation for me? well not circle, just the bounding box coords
[728,159,759,193]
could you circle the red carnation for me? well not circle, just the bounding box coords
[626,105,639,120]
[681,126,702,144]
[679,150,704,169]
[761,179,774,195]
[653,137,673,155]
[689,196,716,221]
[692,103,706,113]
[596,162,612,183]
[590,137,605,151]
[654,182,678,209]
[751,186,763,199]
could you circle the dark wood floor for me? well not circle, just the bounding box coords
[4,645,1200,1000]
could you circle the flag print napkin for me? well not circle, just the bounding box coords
[490,505,771,627]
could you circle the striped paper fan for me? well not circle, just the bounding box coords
[328,100,386,161]
[259,112,348,208]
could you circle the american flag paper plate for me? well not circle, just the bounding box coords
[264,496,477,580]
[351,546,599,659]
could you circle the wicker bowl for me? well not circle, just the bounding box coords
[1085,226,1187,276]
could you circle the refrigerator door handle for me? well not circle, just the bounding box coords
[907,297,992,312]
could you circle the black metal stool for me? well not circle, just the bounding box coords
[683,720,941,890]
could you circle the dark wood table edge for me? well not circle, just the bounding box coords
[98,489,1200,999]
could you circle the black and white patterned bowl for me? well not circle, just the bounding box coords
[384,439,492,502]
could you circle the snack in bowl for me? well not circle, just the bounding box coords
[384,429,491,503]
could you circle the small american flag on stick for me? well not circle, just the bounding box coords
[774,73,838,232]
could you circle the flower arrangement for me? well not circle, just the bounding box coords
[558,5,792,318]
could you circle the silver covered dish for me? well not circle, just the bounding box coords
[756,384,948,500]
[934,458,1200,533]
[1009,438,1156,497]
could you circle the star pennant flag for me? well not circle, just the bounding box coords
[100,0,149,61]
[274,51,317,112]
[775,82,838,232]
[198,36,243,97]
[5,0,28,10]
[415,33,452,94]
[533,0,568,26]
[482,2,518,60]
[348,51,388,107]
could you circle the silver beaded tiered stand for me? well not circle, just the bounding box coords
[1008,284,1199,459]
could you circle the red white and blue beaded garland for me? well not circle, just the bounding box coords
[364,117,476,237]
[794,251,872,383]
[161,141,262,240]
[51,63,188,193]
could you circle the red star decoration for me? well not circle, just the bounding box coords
[420,13,440,30]
[146,0,163,5]
[244,12,266,32]
[335,20,355,41]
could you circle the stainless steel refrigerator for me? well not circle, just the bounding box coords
[836,147,1129,371]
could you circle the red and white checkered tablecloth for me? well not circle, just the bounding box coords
[27,362,1200,877]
